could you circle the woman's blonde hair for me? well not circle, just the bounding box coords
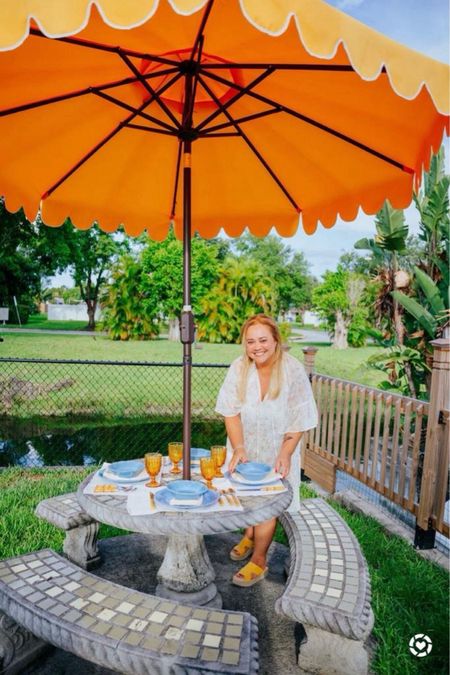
[238,314,284,402]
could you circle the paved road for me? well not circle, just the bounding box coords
[290,327,330,343]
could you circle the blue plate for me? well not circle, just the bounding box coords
[225,471,280,488]
[155,487,219,510]
[167,480,208,499]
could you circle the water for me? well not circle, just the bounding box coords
[0,418,226,467]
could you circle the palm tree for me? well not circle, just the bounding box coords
[102,254,158,340]
[196,257,277,343]
[355,201,409,344]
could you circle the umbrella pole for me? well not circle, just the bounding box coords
[181,137,194,480]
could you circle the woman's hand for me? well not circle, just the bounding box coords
[228,447,248,473]
[275,450,292,478]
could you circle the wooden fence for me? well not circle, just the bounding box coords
[302,339,449,540]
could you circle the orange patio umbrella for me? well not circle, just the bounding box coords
[0,0,448,476]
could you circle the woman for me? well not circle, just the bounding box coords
[215,314,317,587]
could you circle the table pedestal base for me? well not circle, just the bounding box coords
[156,534,222,607]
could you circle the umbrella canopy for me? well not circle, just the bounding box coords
[0,0,448,476]
[0,0,448,237]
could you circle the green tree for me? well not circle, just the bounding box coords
[0,201,72,322]
[413,148,449,284]
[360,150,449,398]
[355,201,409,345]
[62,223,127,330]
[312,267,368,349]
[140,231,221,340]
[232,233,314,315]
[102,254,158,340]
[196,257,277,343]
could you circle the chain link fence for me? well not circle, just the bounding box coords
[0,358,229,467]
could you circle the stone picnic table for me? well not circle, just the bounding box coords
[77,473,293,608]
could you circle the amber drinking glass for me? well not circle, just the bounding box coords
[144,453,162,488]
[211,445,227,478]
[168,442,183,474]
[200,457,216,490]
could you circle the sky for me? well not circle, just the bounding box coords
[290,0,450,277]
[50,0,449,287]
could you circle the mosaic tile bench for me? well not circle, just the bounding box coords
[276,498,374,675]
[35,493,100,570]
[0,549,259,675]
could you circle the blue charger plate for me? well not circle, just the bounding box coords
[155,487,219,510]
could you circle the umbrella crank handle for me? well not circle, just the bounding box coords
[181,307,195,344]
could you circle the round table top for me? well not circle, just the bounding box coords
[77,473,293,536]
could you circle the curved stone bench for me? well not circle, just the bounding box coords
[35,493,100,570]
[0,549,259,675]
[276,498,374,675]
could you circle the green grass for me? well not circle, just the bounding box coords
[0,469,447,674]
[0,467,125,557]
[0,331,384,382]
[0,333,384,419]
[6,314,90,331]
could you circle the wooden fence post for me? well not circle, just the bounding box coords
[415,336,450,546]
[302,346,318,379]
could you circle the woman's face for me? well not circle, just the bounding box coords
[244,323,277,367]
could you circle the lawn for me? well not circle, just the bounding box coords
[0,331,384,384]
[0,467,447,675]
[0,333,384,419]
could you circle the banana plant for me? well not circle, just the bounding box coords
[392,266,449,339]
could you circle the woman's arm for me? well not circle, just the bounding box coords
[225,415,248,473]
[275,431,303,478]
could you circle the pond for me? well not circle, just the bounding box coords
[0,418,227,468]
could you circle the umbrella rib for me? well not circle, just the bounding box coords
[202,70,413,173]
[29,27,181,68]
[170,140,183,219]
[190,0,216,61]
[0,69,177,119]
[118,51,181,129]
[201,63,362,72]
[42,71,183,200]
[127,123,177,135]
[196,67,275,133]
[198,74,300,212]
[201,108,282,135]
[94,90,176,133]
[184,35,205,131]
[202,132,240,137]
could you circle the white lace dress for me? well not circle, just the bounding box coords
[215,352,318,512]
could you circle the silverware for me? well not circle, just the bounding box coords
[222,488,241,506]
[149,493,156,512]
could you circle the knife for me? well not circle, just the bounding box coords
[149,493,156,512]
